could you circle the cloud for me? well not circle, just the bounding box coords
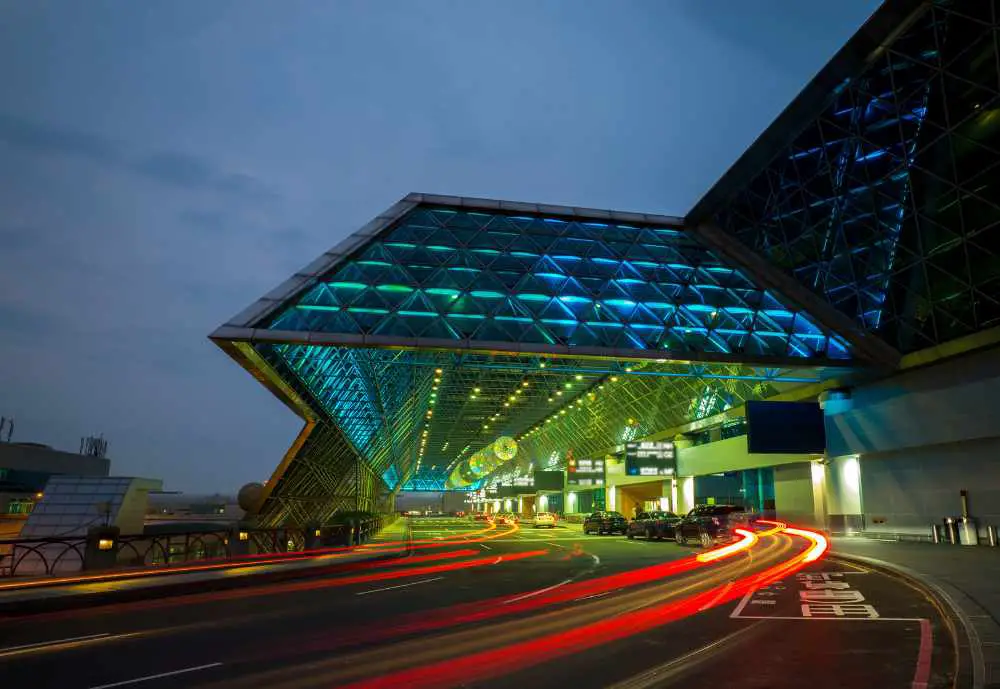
[0,112,122,163]
[0,112,279,203]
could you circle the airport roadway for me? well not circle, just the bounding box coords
[0,518,956,689]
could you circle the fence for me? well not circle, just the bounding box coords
[0,516,387,578]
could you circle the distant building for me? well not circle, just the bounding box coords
[0,442,110,517]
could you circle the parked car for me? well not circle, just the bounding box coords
[495,512,519,525]
[674,505,752,548]
[533,512,557,528]
[583,511,628,535]
[626,511,681,540]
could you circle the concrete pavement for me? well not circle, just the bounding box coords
[0,518,958,689]
[833,537,1000,688]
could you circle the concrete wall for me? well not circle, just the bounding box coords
[825,347,1000,456]
[677,435,818,476]
[857,436,1000,531]
[0,443,110,476]
[824,346,1000,533]
[773,463,821,526]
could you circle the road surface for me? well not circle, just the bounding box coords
[0,518,955,688]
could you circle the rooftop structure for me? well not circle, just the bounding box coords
[212,0,1000,525]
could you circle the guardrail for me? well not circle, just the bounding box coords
[0,516,388,578]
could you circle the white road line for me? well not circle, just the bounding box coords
[698,581,734,611]
[575,591,612,602]
[88,663,223,689]
[0,633,111,654]
[545,542,567,549]
[479,543,492,550]
[355,577,444,596]
[503,577,576,604]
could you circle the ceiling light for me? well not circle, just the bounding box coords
[575,374,583,380]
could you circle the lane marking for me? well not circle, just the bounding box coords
[0,633,111,655]
[355,577,444,596]
[699,581,734,612]
[545,542,566,549]
[504,578,576,604]
[606,624,761,689]
[575,591,612,602]
[479,544,491,551]
[87,663,223,689]
[911,618,932,689]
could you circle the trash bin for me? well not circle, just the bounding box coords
[958,517,979,546]
[943,517,960,544]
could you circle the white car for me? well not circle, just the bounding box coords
[533,512,557,528]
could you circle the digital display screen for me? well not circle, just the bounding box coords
[533,470,564,491]
[567,457,605,487]
[746,401,826,454]
[624,441,676,477]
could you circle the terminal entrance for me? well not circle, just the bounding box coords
[617,481,668,519]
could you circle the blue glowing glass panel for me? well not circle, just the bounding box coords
[266,205,854,362]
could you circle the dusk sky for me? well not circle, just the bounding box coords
[0,0,880,493]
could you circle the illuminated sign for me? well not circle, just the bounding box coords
[567,457,605,487]
[625,441,676,477]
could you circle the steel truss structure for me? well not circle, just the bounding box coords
[213,0,1000,523]
[213,195,871,521]
[691,0,1000,354]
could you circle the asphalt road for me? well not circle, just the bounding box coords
[0,518,956,688]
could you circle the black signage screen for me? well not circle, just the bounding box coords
[624,441,676,477]
[533,470,564,491]
[746,401,826,454]
[567,457,605,487]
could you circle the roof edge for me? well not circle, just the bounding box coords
[685,0,931,223]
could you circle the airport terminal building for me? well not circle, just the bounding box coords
[212,0,1000,537]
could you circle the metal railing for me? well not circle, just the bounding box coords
[0,516,388,578]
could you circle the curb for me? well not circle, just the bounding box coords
[831,551,982,689]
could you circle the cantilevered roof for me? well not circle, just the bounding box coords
[212,194,889,500]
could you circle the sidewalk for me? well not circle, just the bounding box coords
[832,537,1000,688]
[0,518,410,615]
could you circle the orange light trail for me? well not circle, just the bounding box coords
[341,526,829,689]
[0,523,517,592]
[783,526,828,562]
[695,528,757,563]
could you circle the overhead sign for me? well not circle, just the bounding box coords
[567,457,605,487]
[625,441,676,477]
[533,470,564,491]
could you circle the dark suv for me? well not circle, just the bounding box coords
[674,505,751,547]
[626,511,680,540]
[583,511,628,535]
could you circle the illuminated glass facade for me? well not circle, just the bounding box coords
[692,0,1000,353]
[213,0,1000,523]
[215,196,863,520]
[267,206,851,360]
